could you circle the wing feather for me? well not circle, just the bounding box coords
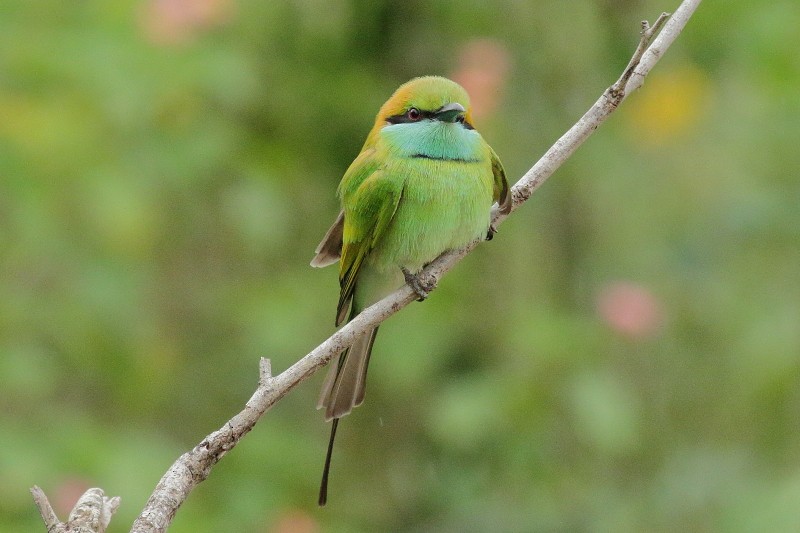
[490,147,512,215]
[336,169,404,325]
[310,211,344,268]
[327,148,404,326]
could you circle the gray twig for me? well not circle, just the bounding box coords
[31,486,120,533]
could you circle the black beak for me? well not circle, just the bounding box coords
[434,102,466,123]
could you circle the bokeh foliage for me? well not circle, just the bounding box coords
[2,1,799,531]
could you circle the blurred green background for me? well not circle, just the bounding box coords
[2,0,799,531]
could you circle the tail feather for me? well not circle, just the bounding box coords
[317,327,379,421]
[316,325,379,506]
[318,418,339,506]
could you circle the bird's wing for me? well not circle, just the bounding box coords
[310,148,379,269]
[310,211,344,268]
[490,146,512,215]
[336,165,404,326]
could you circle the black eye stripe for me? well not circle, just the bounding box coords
[385,110,474,129]
[386,109,436,124]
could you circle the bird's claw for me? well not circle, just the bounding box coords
[486,223,499,241]
[402,267,433,301]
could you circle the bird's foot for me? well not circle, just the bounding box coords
[486,223,499,241]
[401,267,434,301]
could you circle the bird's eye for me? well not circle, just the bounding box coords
[456,115,465,124]
[407,107,421,121]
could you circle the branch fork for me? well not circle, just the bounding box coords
[610,12,671,101]
[31,486,120,533]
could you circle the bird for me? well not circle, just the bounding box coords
[310,76,511,505]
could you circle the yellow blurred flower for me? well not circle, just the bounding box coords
[625,64,711,147]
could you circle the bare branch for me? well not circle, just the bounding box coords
[31,486,120,533]
[32,2,702,531]
[31,486,60,532]
[611,13,671,99]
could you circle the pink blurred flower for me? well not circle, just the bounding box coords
[597,282,665,340]
[52,477,92,517]
[269,509,319,533]
[451,39,511,123]
[139,0,235,46]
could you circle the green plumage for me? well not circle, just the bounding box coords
[311,76,511,505]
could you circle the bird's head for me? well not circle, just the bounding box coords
[375,76,474,130]
[364,76,481,159]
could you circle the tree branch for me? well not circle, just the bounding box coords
[32,2,701,531]
[31,485,120,533]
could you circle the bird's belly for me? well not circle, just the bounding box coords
[370,161,494,273]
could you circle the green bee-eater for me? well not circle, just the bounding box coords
[311,76,511,505]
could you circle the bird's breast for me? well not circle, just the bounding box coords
[369,156,495,272]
